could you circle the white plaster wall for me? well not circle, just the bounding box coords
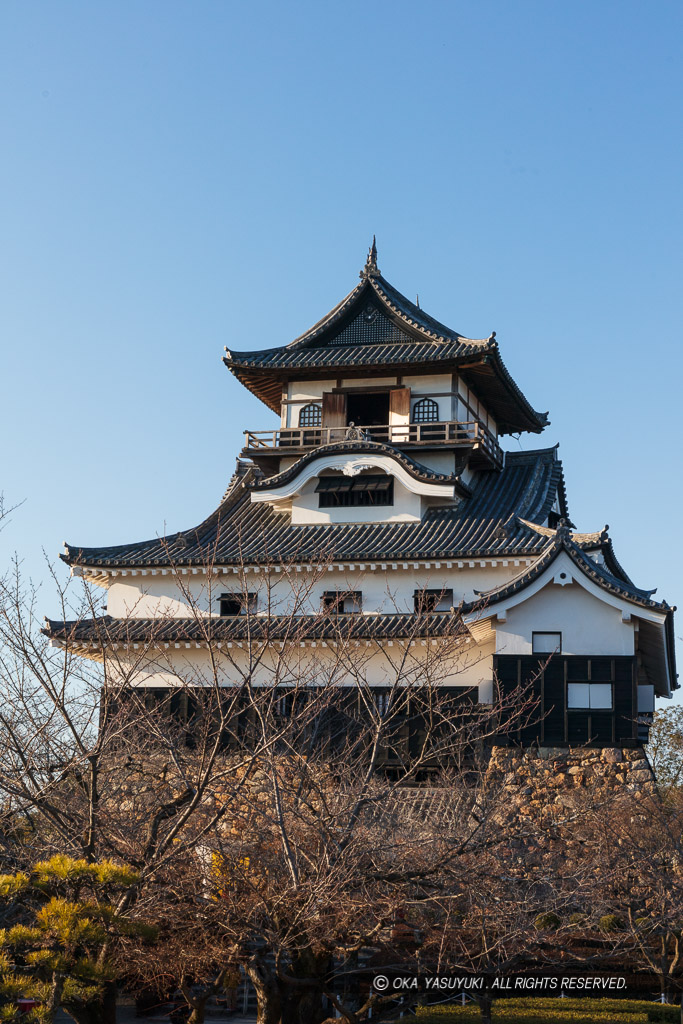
[412,451,458,475]
[106,562,522,619]
[494,581,636,656]
[286,379,336,428]
[401,374,451,393]
[283,375,498,434]
[285,375,463,430]
[456,377,497,436]
[339,376,399,389]
[403,374,453,423]
[288,379,338,401]
[107,638,495,700]
[290,475,423,525]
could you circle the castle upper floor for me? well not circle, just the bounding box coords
[224,242,548,477]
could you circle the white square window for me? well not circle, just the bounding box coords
[532,631,562,654]
[567,683,613,710]
[567,683,590,709]
[589,684,613,709]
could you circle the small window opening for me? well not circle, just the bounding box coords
[532,631,562,654]
[316,474,394,508]
[412,398,439,424]
[414,588,454,613]
[375,691,391,717]
[322,590,362,614]
[274,692,292,718]
[219,593,256,617]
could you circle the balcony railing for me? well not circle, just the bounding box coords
[243,420,503,467]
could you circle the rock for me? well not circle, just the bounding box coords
[629,767,653,779]
[602,748,622,763]
[542,747,568,760]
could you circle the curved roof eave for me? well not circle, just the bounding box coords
[60,446,568,570]
[61,463,261,570]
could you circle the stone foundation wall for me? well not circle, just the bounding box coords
[487,745,658,814]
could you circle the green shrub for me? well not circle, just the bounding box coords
[414,1013,648,1024]
[647,1007,678,1024]
[599,913,625,932]
[534,911,562,930]
[568,912,587,926]
[413,997,669,1022]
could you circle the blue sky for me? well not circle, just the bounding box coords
[1,1,682,698]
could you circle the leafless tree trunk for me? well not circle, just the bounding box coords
[0,527,545,1024]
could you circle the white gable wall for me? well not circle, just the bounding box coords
[494,580,635,657]
[291,475,423,524]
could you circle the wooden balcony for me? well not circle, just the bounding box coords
[242,420,503,469]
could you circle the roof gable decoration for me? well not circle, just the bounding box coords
[359,235,380,280]
[251,450,458,506]
[470,523,669,618]
[475,548,666,626]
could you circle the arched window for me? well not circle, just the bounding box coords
[411,398,439,424]
[298,403,322,428]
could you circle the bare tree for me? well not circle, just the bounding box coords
[0,529,542,1024]
[580,787,683,1011]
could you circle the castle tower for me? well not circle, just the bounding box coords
[45,245,677,751]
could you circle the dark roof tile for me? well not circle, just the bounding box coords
[62,447,569,569]
[223,273,548,434]
[44,611,467,645]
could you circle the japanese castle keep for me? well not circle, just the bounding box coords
[46,242,677,754]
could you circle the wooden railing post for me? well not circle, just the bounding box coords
[243,420,503,466]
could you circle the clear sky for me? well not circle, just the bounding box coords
[1,1,682,700]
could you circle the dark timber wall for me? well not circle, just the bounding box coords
[494,654,639,747]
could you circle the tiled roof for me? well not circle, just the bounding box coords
[223,273,548,435]
[471,529,668,613]
[62,446,570,569]
[43,611,467,645]
[515,517,638,589]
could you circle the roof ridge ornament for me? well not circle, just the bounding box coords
[555,517,572,542]
[360,235,380,280]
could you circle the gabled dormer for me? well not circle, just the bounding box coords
[224,242,548,478]
[250,440,470,526]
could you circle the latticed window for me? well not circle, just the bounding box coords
[411,398,439,423]
[316,475,393,508]
[298,403,321,427]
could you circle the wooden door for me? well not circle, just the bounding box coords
[322,392,347,441]
[389,387,411,441]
